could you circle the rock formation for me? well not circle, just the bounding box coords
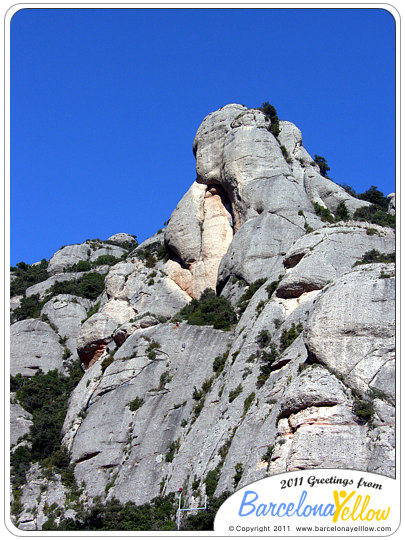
[10,104,395,530]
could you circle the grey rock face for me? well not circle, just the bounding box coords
[10,395,33,449]
[41,294,91,360]
[10,295,22,312]
[47,237,129,276]
[387,193,396,215]
[193,104,290,228]
[278,365,348,417]
[112,316,159,347]
[303,169,370,216]
[107,233,136,245]
[192,104,367,292]
[165,182,206,264]
[25,273,81,299]
[90,245,126,262]
[164,182,233,298]
[11,319,65,376]
[77,313,119,367]
[277,224,395,298]
[15,464,69,530]
[217,211,302,289]
[305,263,395,400]
[74,253,191,367]
[48,244,91,275]
[69,324,234,504]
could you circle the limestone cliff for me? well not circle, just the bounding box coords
[10,104,395,530]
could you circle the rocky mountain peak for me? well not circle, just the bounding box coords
[10,103,395,531]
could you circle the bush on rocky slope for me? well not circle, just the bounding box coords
[173,288,236,330]
[10,259,49,297]
[10,363,83,487]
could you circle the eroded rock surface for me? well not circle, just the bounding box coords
[11,319,65,376]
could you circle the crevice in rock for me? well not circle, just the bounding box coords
[267,211,306,232]
[281,399,343,420]
[75,451,101,464]
[269,356,293,372]
[216,274,230,296]
[205,183,235,233]
[283,252,306,268]
[89,356,169,403]
[276,282,323,299]
[78,341,109,369]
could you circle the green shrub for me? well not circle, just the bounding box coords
[237,279,266,315]
[192,386,204,401]
[353,399,375,424]
[182,492,231,530]
[256,344,279,388]
[354,249,395,266]
[353,205,395,228]
[13,294,43,321]
[256,300,266,315]
[127,397,145,411]
[10,445,33,488]
[10,364,83,487]
[279,322,303,352]
[261,445,274,465]
[136,241,170,268]
[104,235,138,252]
[212,350,229,375]
[313,155,330,178]
[91,255,120,267]
[202,377,214,394]
[45,272,106,301]
[298,362,311,373]
[146,340,160,360]
[280,145,292,163]
[75,260,91,272]
[84,301,101,321]
[57,494,177,530]
[174,289,236,330]
[266,277,282,298]
[256,329,271,349]
[229,383,243,403]
[312,201,334,223]
[243,392,255,415]
[165,439,180,462]
[258,102,280,137]
[366,228,378,236]
[10,259,49,297]
[204,468,220,497]
[380,270,393,279]
[192,396,205,419]
[101,356,115,373]
[357,185,388,211]
[341,183,357,197]
[335,201,349,221]
[78,272,106,299]
[158,371,171,390]
[233,463,244,487]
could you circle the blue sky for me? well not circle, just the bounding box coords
[10,7,396,266]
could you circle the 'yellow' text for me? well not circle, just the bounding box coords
[332,490,390,523]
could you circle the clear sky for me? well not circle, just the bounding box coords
[10,7,396,266]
